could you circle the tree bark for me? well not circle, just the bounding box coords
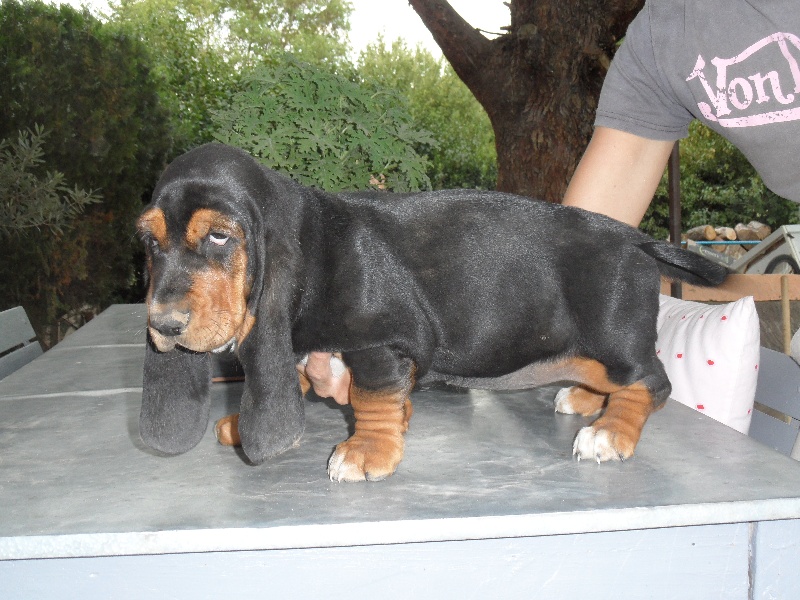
[408,0,643,202]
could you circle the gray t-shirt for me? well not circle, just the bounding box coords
[596,0,800,202]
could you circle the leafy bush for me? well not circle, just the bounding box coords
[109,0,236,154]
[0,126,99,237]
[641,122,798,239]
[212,55,434,192]
[108,0,355,155]
[0,0,171,335]
[357,39,497,190]
[0,127,100,342]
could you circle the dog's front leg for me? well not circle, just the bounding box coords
[214,355,345,447]
[328,348,415,482]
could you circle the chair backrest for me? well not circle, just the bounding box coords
[750,347,800,459]
[0,306,43,380]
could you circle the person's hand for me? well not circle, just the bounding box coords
[300,351,351,405]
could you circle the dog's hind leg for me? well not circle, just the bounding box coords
[563,357,670,463]
[328,348,415,482]
[573,383,658,462]
[554,386,607,416]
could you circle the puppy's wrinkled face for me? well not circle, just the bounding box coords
[138,207,254,353]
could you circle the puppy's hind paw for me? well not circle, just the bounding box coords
[554,386,606,417]
[554,387,577,414]
[573,426,631,464]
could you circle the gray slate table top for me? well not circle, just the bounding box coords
[2,305,800,560]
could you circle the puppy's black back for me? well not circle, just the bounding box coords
[294,189,723,382]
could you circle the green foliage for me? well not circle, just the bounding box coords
[0,0,171,331]
[109,0,235,153]
[0,126,100,338]
[357,38,497,190]
[641,122,798,239]
[0,126,100,237]
[108,0,353,154]
[221,0,353,67]
[212,56,434,192]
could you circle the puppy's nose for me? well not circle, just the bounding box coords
[149,308,190,337]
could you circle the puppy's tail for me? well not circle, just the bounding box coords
[637,241,729,287]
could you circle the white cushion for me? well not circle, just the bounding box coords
[657,294,760,434]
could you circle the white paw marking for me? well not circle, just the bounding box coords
[573,426,624,464]
[554,387,577,414]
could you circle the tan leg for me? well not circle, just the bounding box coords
[400,399,413,432]
[553,357,665,463]
[573,384,657,462]
[327,386,414,482]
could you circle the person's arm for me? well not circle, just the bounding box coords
[563,127,675,227]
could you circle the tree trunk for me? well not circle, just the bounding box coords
[408,0,643,202]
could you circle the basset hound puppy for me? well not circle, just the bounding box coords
[137,143,727,481]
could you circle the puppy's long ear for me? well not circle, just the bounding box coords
[140,332,212,454]
[235,213,305,465]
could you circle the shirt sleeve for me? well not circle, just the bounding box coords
[595,2,694,140]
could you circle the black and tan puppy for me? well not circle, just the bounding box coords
[138,143,726,482]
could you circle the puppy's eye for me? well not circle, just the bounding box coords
[208,233,229,246]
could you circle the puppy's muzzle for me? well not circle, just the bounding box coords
[149,307,190,337]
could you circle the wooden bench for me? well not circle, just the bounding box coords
[0,307,43,380]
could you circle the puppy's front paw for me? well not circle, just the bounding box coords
[328,436,404,483]
[573,425,634,463]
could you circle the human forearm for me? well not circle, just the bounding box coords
[563,127,675,227]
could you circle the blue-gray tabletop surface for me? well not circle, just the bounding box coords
[1,305,800,560]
